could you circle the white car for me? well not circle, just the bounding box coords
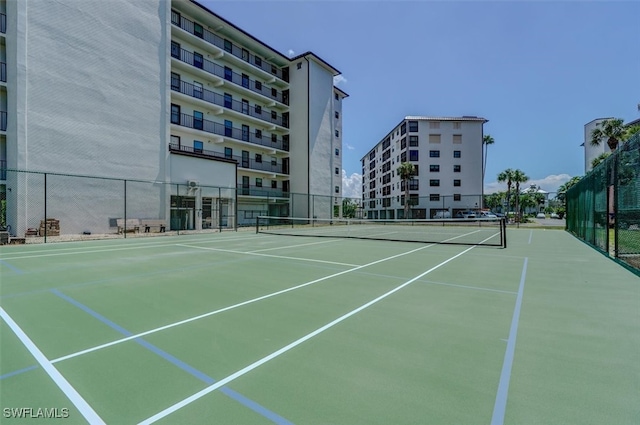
[550,212,559,219]
[434,210,451,219]
[456,211,476,219]
[479,211,498,219]
[536,213,546,219]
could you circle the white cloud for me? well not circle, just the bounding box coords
[345,143,355,150]
[287,49,295,57]
[342,170,362,199]
[484,173,573,195]
[333,74,347,86]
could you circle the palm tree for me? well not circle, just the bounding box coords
[497,168,515,213]
[482,134,495,181]
[591,152,611,169]
[512,169,529,222]
[397,162,415,219]
[590,118,626,151]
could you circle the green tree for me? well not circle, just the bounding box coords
[591,152,611,169]
[625,124,640,141]
[342,198,359,218]
[483,191,504,212]
[590,118,626,151]
[512,169,529,222]
[497,168,515,212]
[397,162,415,219]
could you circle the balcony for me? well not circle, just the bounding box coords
[172,112,289,152]
[238,184,289,198]
[172,47,288,106]
[171,79,288,128]
[169,143,288,175]
[171,10,288,83]
[0,112,6,131]
[0,62,5,82]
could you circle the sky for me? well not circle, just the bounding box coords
[202,0,640,197]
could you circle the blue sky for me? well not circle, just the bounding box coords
[203,0,640,196]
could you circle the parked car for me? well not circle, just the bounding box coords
[550,212,560,219]
[456,211,476,219]
[479,211,498,219]
[434,210,451,219]
[536,213,546,219]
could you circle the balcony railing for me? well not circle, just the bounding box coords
[172,112,289,151]
[172,79,288,128]
[169,143,288,174]
[0,62,5,82]
[172,47,288,105]
[171,10,288,83]
[0,112,6,131]
[238,184,289,198]
[0,160,6,180]
[0,14,5,34]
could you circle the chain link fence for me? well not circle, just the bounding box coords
[566,133,640,275]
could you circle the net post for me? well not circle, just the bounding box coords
[502,218,507,248]
[255,216,259,234]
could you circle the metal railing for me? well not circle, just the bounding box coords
[172,79,287,128]
[238,185,289,198]
[171,10,288,83]
[172,112,289,152]
[169,143,288,174]
[172,47,287,105]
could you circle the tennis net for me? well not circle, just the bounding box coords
[256,216,507,247]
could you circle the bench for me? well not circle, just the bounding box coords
[116,218,141,234]
[140,219,167,233]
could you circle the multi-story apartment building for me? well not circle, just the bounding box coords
[361,116,487,219]
[583,116,640,174]
[0,0,346,236]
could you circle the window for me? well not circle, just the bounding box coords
[297,62,302,70]
[223,119,232,137]
[193,140,203,153]
[401,138,406,150]
[409,150,419,161]
[224,147,233,159]
[255,80,262,91]
[409,179,419,190]
[429,179,440,187]
[271,157,277,166]
[170,135,180,146]
[400,123,407,135]
[400,152,407,162]
[369,170,376,179]
[409,136,419,147]
[453,122,462,129]
[224,66,232,81]
[194,23,204,38]
[430,194,440,201]
[429,134,441,144]
[255,153,262,163]
[271,180,277,189]
[193,82,203,99]
[335,148,340,156]
[453,150,461,158]
[193,111,203,130]
[413,165,419,176]
[453,179,461,187]
[369,151,376,160]
[408,121,419,132]
[335,167,339,175]
[255,56,262,67]
[224,93,232,109]
[170,73,180,91]
[430,164,440,172]
[454,165,461,172]
[454,194,461,201]
[335,93,339,101]
[271,110,277,121]
[335,111,340,119]
[382,138,391,149]
[369,200,376,209]
[171,41,180,59]
[255,129,262,139]
[335,186,340,194]
[242,74,249,88]
[171,10,181,25]
[242,49,249,62]
[453,134,462,144]
[242,99,249,115]
[224,39,232,53]
[382,150,391,161]
[429,121,440,129]
[271,87,277,98]
[271,133,278,143]
[171,104,180,124]
[429,150,440,158]
[256,178,262,187]
[409,194,419,205]
[335,130,339,138]
[242,125,249,141]
[255,105,262,115]
[194,52,204,69]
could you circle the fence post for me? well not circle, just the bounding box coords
[44,173,47,243]
[124,180,127,238]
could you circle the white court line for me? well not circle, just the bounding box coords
[0,234,270,261]
[138,242,483,424]
[528,230,533,244]
[51,243,433,364]
[249,239,339,253]
[177,244,359,267]
[0,307,105,424]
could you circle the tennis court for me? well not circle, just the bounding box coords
[0,224,638,424]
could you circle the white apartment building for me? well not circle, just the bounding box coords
[0,0,346,236]
[361,116,487,219]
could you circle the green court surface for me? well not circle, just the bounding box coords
[0,228,638,424]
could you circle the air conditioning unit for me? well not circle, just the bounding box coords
[188,180,199,188]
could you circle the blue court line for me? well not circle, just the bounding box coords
[0,364,39,380]
[0,259,24,274]
[491,257,528,425]
[49,289,293,425]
